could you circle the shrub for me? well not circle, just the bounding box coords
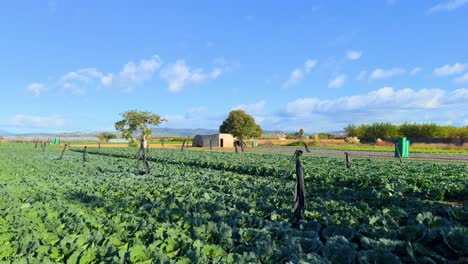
[344,137,360,144]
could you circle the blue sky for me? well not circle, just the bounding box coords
[1,0,467,134]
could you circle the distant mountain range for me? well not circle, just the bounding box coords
[0,128,344,137]
[150,128,218,136]
[150,128,289,136]
[0,130,13,136]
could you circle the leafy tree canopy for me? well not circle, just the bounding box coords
[219,110,262,140]
[115,110,166,142]
[298,129,305,138]
[97,132,117,142]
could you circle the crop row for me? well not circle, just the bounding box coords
[75,147,468,200]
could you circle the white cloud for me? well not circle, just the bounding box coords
[272,87,468,131]
[369,68,405,80]
[284,87,468,116]
[232,100,267,123]
[27,55,231,96]
[118,55,161,89]
[159,60,222,93]
[26,55,162,95]
[429,0,468,13]
[162,109,224,130]
[410,67,422,76]
[8,114,65,128]
[27,83,45,96]
[443,88,468,104]
[304,59,318,73]
[185,106,208,118]
[346,50,362,60]
[283,69,303,88]
[356,70,367,81]
[433,63,467,76]
[166,88,468,132]
[328,74,346,88]
[454,73,468,83]
[282,59,318,88]
[101,74,113,86]
[56,68,105,95]
[233,100,266,114]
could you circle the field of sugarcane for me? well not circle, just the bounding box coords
[0,143,467,263]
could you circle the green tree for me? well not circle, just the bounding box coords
[298,128,305,138]
[97,132,117,142]
[219,110,262,140]
[115,110,166,146]
[399,122,440,138]
[362,123,399,139]
[344,124,361,137]
[441,126,468,139]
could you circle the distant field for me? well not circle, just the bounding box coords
[253,139,468,155]
[264,145,468,155]
[58,140,468,155]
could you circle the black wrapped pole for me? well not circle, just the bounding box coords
[143,158,150,175]
[234,141,238,153]
[59,144,68,160]
[83,146,88,162]
[304,142,311,153]
[138,139,150,174]
[395,142,402,164]
[161,138,164,148]
[42,142,46,152]
[345,152,351,168]
[136,138,145,159]
[209,137,212,150]
[35,141,38,149]
[98,142,101,149]
[181,139,186,151]
[293,150,305,220]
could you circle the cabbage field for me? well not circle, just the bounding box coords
[0,144,467,263]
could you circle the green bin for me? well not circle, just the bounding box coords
[51,138,60,145]
[251,142,258,147]
[394,137,410,158]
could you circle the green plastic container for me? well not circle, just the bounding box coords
[51,138,60,145]
[251,142,258,147]
[394,137,410,158]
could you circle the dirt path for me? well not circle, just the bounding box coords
[253,147,468,161]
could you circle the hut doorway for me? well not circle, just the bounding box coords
[220,138,224,147]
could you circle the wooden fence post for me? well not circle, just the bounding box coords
[293,150,305,221]
[59,144,68,160]
[83,146,88,162]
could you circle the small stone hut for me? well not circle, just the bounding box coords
[192,133,234,148]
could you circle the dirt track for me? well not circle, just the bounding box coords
[253,147,468,162]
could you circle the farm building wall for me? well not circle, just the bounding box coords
[192,133,234,148]
[218,133,234,148]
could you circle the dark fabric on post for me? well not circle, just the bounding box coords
[395,143,402,163]
[345,152,351,168]
[293,150,305,220]
[304,142,311,153]
[82,146,88,162]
